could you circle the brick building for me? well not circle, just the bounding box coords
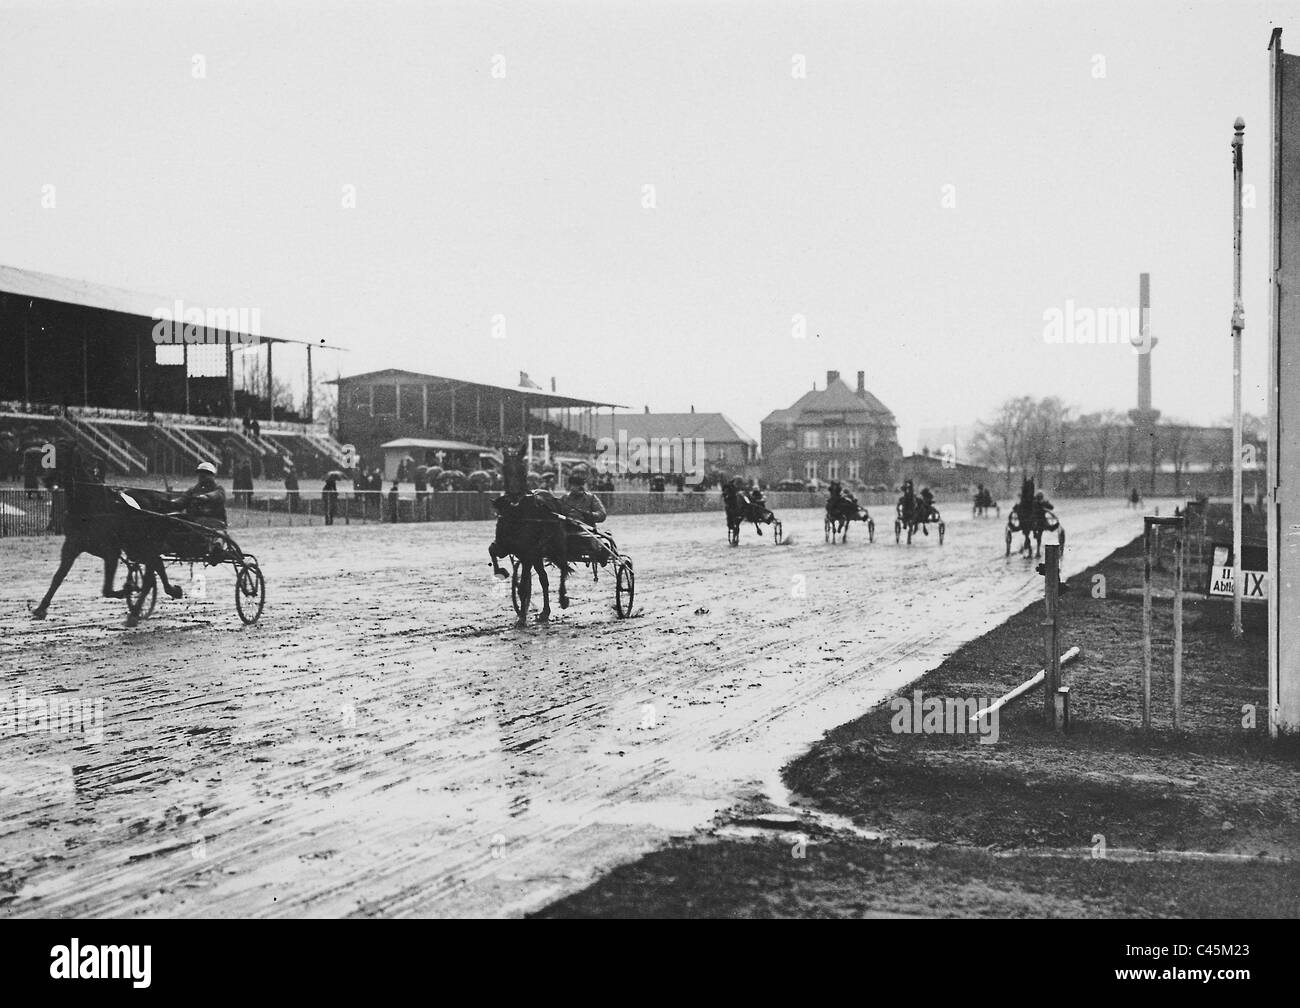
[761,370,902,488]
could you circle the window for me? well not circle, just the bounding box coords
[826,429,840,449]
[804,460,818,482]
[848,460,860,482]
[847,429,860,449]
[803,430,820,450]
[827,459,840,480]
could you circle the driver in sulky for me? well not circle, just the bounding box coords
[177,461,229,561]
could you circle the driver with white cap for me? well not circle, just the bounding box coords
[180,461,228,531]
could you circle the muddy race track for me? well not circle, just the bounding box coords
[0,499,1159,918]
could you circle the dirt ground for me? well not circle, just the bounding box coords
[537,536,1300,919]
[0,499,1163,917]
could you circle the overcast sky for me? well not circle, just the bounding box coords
[3,0,1292,451]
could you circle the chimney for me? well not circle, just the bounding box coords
[519,371,529,387]
[857,371,866,396]
[550,376,556,392]
[826,370,840,386]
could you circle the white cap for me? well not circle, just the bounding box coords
[196,461,217,475]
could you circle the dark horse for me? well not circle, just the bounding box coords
[1006,478,1061,558]
[722,480,781,545]
[487,446,572,625]
[30,442,184,625]
[825,481,872,543]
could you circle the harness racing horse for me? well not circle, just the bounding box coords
[488,448,575,624]
[972,487,999,518]
[30,442,185,625]
[1005,479,1064,558]
[824,483,874,544]
[894,489,945,545]
[722,483,783,544]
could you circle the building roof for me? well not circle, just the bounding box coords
[338,368,625,410]
[380,438,496,453]
[567,411,756,446]
[0,263,344,349]
[762,377,895,426]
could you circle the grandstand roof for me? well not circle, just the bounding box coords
[337,368,626,410]
[564,411,756,446]
[0,264,345,349]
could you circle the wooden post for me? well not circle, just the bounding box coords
[1173,519,1185,730]
[1042,543,1061,724]
[1142,519,1153,730]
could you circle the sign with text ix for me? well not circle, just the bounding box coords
[1208,566,1269,600]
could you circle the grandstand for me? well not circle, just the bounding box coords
[0,265,349,482]
[334,369,627,475]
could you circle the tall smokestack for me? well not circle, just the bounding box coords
[826,370,840,386]
[857,371,865,396]
[1137,273,1152,412]
[550,376,556,392]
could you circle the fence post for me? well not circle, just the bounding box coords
[1173,518,1185,731]
[1142,518,1153,731]
[1041,543,1062,726]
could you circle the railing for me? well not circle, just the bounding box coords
[1,489,835,537]
[66,416,149,473]
[151,424,218,467]
[56,416,144,476]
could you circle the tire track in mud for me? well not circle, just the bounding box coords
[0,502,1155,917]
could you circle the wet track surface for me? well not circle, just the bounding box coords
[0,500,1156,917]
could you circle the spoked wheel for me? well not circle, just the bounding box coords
[1005,527,1013,556]
[123,561,157,621]
[868,519,876,543]
[906,523,914,545]
[615,561,635,618]
[772,520,783,544]
[894,519,902,544]
[938,521,946,545]
[509,558,524,615]
[235,561,266,624]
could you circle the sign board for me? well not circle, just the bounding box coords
[1208,566,1269,600]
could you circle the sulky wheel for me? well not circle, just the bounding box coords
[615,561,635,618]
[510,558,524,615]
[235,561,266,624]
[938,521,946,545]
[824,517,831,543]
[868,518,876,543]
[1005,526,1013,556]
[893,519,902,544]
[123,561,158,622]
[772,520,783,544]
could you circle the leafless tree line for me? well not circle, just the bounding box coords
[967,397,1266,496]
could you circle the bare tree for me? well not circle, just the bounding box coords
[1073,410,1125,494]
[970,396,1034,493]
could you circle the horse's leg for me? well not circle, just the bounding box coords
[31,538,80,618]
[535,561,552,623]
[152,555,182,599]
[489,542,508,579]
[125,564,157,628]
[100,551,123,598]
[516,561,532,627]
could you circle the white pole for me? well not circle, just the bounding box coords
[1232,117,1246,639]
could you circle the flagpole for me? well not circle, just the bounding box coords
[1232,117,1246,639]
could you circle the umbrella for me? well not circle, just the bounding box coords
[325,470,345,481]
[466,469,496,492]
